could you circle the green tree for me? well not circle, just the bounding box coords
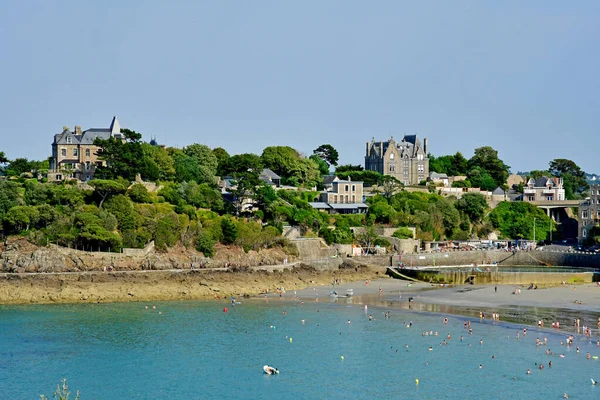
[196,230,216,257]
[128,183,152,203]
[221,153,263,176]
[467,146,510,188]
[261,146,321,186]
[380,175,403,200]
[172,151,202,183]
[213,147,230,176]
[94,128,154,181]
[449,152,469,176]
[467,167,497,191]
[220,216,238,245]
[335,164,363,174]
[141,143,175,181]
[428,154,452,174]
[89,179,128,209]
[5,158,33,176]
[549,158,588,199]
[183,143,218,183]
[3,205,39,232]
[488,202,550,240]
[455,193,488,223]
[0,181,20,221]
[313,144,339,166]
[309,154,330,176]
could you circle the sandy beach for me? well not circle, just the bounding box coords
[289,277,600,331]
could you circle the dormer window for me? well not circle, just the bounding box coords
[390,153,394,160]
[66,136,72,144]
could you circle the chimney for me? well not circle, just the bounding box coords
[75,126,82,135]
[366,142,370,157]
[423,137,428,154]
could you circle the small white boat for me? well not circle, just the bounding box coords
[263,365,279,375]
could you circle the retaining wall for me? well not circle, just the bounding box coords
[398,269,594,285]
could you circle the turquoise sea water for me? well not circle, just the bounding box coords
[1,299,598,399]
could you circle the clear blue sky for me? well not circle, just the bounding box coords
[1,1,598,174]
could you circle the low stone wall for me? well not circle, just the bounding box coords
[290,238,336,259]
[122,241,155,257]
[396,251,600,269]
[399,268,594,285]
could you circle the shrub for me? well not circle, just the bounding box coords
[196,230,216,257]
[392,227,414,239]
[128,183,152,203]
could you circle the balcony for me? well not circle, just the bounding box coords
[543,189,555,195]
[523,188,536,194]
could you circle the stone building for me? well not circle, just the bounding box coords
[309,178,368,214]
[522,176,565,202]
[579,184,600,243]
[48,116,123,181]
[364,135,428,185]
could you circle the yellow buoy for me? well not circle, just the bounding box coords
[289,337,293,343]
[415,379,419,385]
[341,356,344,360]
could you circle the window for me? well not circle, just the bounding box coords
[66,136,72,144]
[334,195,338,203]
[390,153,394,160]
[582,211,588,219]
[352,195,355,202]
[582,229,587,238]
[389,164,396,172]
[85,161,90,170]
[345,185,349,192]
[85,149,90,157]
[61,148,66,157]
[351,185,356,192]
[73,148,78,156]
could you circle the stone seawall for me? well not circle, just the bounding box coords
[358,251,600,269]
[396,268,595,285]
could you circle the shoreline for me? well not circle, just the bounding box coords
[2,264,599,335]
[281,277,600,334]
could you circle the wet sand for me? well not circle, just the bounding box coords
[288,277,600,331]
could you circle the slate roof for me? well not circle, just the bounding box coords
[322,175,338,185]
[329,203,369,209]
[367,134,424,159]
[309,202,332,209]
[492,187,506,195]
[52,116,121,145]
[260,168,281,180]
[430,172,448,180]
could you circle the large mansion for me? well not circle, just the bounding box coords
[364,135,429,185]
[48,116,123,181]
